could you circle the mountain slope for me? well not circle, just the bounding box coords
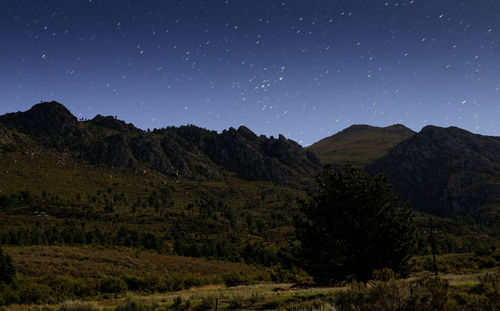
[307,124,415,166]
[0,102,320,185]
[367,125,500,219]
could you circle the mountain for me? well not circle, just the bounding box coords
[0,101,320,185]
[0,102,497,274]
[0,101,322,269]
[307,124,415,166]
[368,125,500,219]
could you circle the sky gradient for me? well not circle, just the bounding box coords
[0,0,499,146]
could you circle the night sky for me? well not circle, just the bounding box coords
[1,1,499,146]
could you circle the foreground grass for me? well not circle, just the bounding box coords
[3,271,498,311]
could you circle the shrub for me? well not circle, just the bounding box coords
[372,268,395,281]
[222,272,249,287]
[0,247,15,285]
[335,280,409,311]
[406,275,455,311]
[193,296,216,311]
[100,277,128,293]
[228,295,244,310]
[171,296,191,311]
[58,301,102,311]
[335,275,456,311]
[122,276,145,291]
[115,295,148,311]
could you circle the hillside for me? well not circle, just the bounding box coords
[368,125,500,223]
[307,124,415,166]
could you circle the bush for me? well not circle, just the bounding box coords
[335,275,456,311]
[336,280,409,311]
[17,281,54,304]
[193,296,216,311]
[115,295,148,311]
[0,247,15,285]
[222,272,249,287]
[58,301,102,311]
[228,295,244,310]
[170,296,191,311]
[406,275,455,311]
[372,268,395,281]
[100,277,128,293]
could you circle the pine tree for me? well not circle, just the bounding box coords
[296,164,415,283]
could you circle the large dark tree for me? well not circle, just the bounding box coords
[296,164,415,284]
[0,246,15,285]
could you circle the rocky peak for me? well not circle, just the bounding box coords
[236,125,258,141]
[0,101,80,140]
[384,124,415,135]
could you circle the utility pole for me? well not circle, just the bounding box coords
[35,211,49,251]
[429,216,438,276]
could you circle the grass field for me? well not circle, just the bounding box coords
[2,272,497,311]
[1,246,498,310]
[5,246,269,280]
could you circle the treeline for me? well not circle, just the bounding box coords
[0,227,162,252]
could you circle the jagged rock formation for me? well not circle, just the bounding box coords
[0,102,321,184]
[307,124,415,166]
[368,126,500,217]
[159,126,321,183]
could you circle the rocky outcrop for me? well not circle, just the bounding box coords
[368,126,500,217]
[83,133,137,168]
[0,102,321,185]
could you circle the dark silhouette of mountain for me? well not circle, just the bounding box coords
[368,125,500,218]
[0,102,320,185]
[0,101,82,142]
[307,124,415,166]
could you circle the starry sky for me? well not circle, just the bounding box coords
[0,0,499,146]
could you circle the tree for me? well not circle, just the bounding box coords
[0,246,15,284]
[296,164,415,284]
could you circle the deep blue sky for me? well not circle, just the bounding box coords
[0,0,499,146]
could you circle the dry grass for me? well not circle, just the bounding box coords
[5,246,269,280]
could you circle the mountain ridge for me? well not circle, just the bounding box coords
[0,101,321,185]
